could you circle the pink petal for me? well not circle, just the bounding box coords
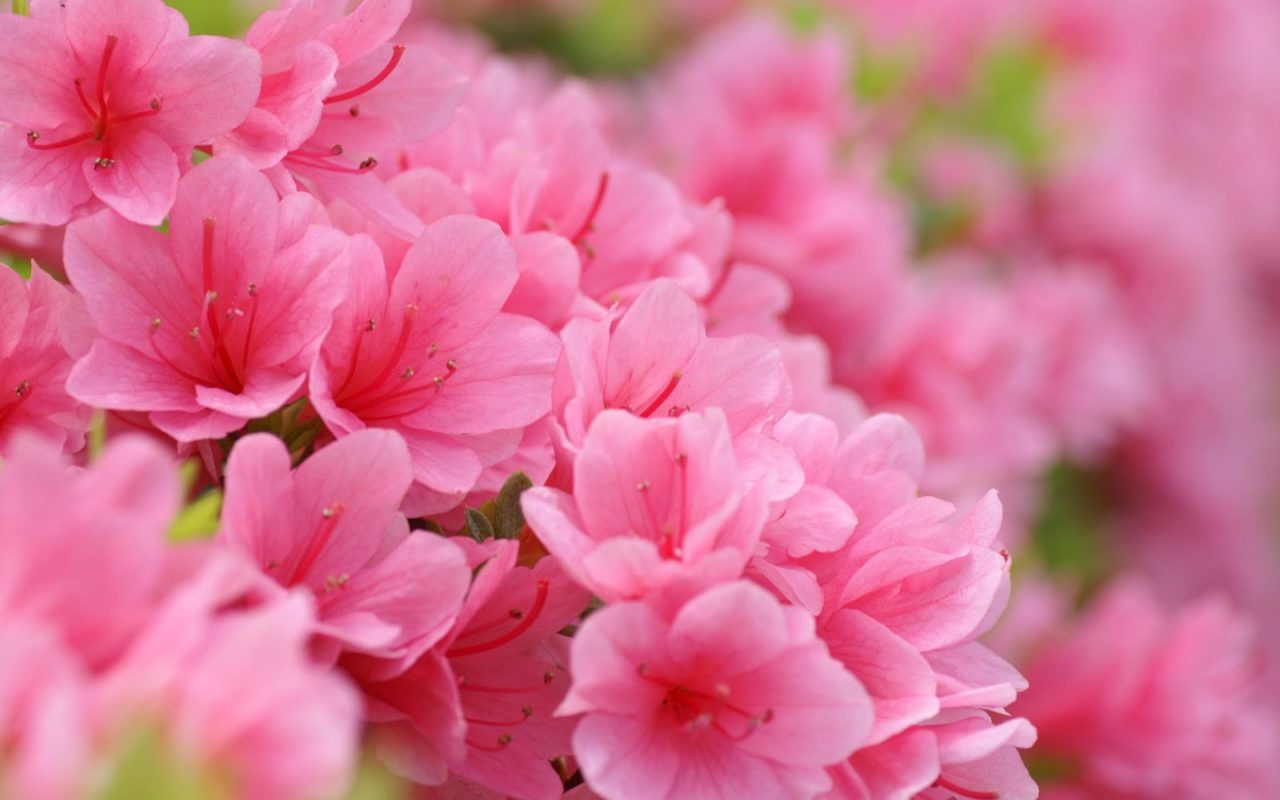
[147,35,262,147]
[0,124,92,226]
[82,128,180,226]
[66,339,197,412]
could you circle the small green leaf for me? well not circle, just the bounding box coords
[494,471,533,539]
[169,490,223,542]
[87,409,107,461]
[464,507,496,543]
[96,726,233,800]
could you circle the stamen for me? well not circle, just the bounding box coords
[325,45,406,104]
[147,319,212,385]
[933,777,999,799]
[449,579,550,657]
[108,97,163,126]
[570,172,611,245]
[636,372,683,418]
[456,676,550,694]
[285,154,379,175]
[341,303,418,401]
[284,503,346,586]
[200,219,243,392]
[26,130,95,151]
[466,734,513,752]
[465,707,534,727]
[74,79,98,119]
[95,36,120,123]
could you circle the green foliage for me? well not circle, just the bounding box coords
[343,753,410,800]
[493,471,533,539]
[1028,460,1115,594]
[164,0,252,37]
[952,42,1058,174]
[96,727,233,800]
[463,471,533,542]
[169,489,223,542]
[464,506,497,542]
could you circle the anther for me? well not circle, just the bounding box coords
[521,706,533,718]
[14,380,30,398]
[359,157,378,170]
[93,157,115,170]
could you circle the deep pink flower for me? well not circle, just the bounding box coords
[523,409,771,603]
[0,0,261,225]
[310,216,559,513]
[218,429,472,668]
[96,556,363,800]
[0,433,179,670]
[561,580,873,799]
[64,156,350,442]
[0,266,89,455]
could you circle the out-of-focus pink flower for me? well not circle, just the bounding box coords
[0,617,92,800]
[0,433,179,670]
[0,267,89,455]
[64,156,349,442]
[522,409,770,603]
[311,217,558,515]
[218,429,471,669]
[1014,577,1280,799]
[0,0,261,225]
[97,557,363,800]
[560,580,874,799]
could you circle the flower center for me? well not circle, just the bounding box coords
[25,35,162,168]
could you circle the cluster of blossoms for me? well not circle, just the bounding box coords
[1,0,1278,799]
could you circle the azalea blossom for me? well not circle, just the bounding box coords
[64,155,349,442]
[0,0,261,225]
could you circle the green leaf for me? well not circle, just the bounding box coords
[96,727,233,800]
[493,471,533,539]
[464,507,496,543]
[343,752,410,800]
[169,490,223,542]
[163,0,252,37]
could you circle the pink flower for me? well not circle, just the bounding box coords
[551,278,789,464]
[310,216,559,514]
[64,155,350,442]
[218,429,472,668]
[0,266,89,455]
[1014,577,1280,799]
[96,556,363,800]
[242,0,466,237]
[0,433,179,670]
[0,617,92,800]
[560,580,873,799]
[522,409,771,603]
[0,0,261,225]
[359,540,589,797]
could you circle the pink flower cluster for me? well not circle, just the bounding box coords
[2,0,1278,798]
